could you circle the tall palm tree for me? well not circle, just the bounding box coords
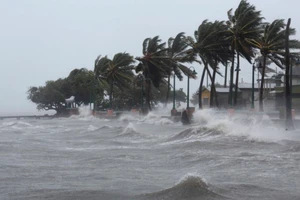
[136,36,171,111]
[94,53,135,109]
[247,19,300,111]
[186,20,231,109]
[227,0,263,106]
[166,32,197,106]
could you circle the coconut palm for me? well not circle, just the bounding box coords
[227,0,263,106]
[94,53,135,109]
[186,20,231,109]
[166,32,197,105]
[135,36,172,111]
[247,19,300,111]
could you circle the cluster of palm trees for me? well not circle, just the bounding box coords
[94,0,300,113]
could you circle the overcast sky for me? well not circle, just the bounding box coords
[0,0,299,115]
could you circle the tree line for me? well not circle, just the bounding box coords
[28,0,300,115]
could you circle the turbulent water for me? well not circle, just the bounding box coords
[1,109,300,200]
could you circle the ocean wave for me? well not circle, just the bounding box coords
[3,121,33,128]
[165,126,223,143]
[138,112,174,125]
[99,125,115,129]
[191,109,300,143]
[136,174,225,200]
[154,118,174,125]
[118,114,139,122]
[87,125,98,131]
[116,123,141,138]
[9,189,130,200]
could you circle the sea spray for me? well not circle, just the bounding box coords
[120,122,138,135]
[87,125,98,131]
[192,109,300,143]
[176,172,209,188]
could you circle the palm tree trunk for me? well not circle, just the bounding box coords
[228,52,235,107]
[210,67,216,107]
[198,65,207,109]
[224,61,228,88]
[259,55,266,112]
[234,52,240,106]
[146,80,152,111]
[109,80,113,109]
[165,75,170,108]
[209,65,219,108]
[285,18,294,130]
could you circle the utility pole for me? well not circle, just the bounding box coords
[285,18,294,130]
[251,63,255,109]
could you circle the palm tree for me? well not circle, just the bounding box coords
[247,19,300,111]
[166,32,197,106]
[227,0,263,106]
[186,20,231,109]
[94,53,135,110]
[136,36,171,111]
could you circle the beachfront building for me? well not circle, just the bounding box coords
[200,87,242,109]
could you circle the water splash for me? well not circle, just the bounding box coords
[176,172,208,187]
[138,112,174,125]
[192,109,300,142]
[87,125,98,131]
[120,122,137,135]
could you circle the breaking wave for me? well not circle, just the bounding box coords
[167,127,223,142]
[138,112,174,125]
[1,121,33,128]
[137,174,225,200]
[117,122,141,138]
[192,109,300,143]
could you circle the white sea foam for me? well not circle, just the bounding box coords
[137,112,174,125]
[78,106,93,117]
[177,172,208,186]
[118,114,138,122]
[87,125,98,131]
[154,118,173,125]
[192,109,300,142]
[121,122,137,134]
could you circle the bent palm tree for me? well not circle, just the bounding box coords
[166,32,197,105]
[247,19,300,111]
[136,36,171,111]
[227,0,263,106]
[94,53,135,109]
[186,20,231,109]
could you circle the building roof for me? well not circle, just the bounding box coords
[238,82,277,89]
[203,87,241,93]
[238,83,259,89]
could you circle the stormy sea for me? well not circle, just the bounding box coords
[1,108,300,200]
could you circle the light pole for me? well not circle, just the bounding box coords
[251,62,255,109]
[290,58,293,101]
[187,67,197,109]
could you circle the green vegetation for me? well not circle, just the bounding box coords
[28,0,300,117]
